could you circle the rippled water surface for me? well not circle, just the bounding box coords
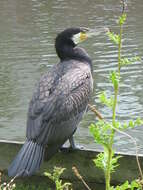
[0,0,143,154]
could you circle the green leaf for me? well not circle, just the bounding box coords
[110,71,120,90]
[121,118,143,130]
[130,180,142,190]
[107,31,120,45]
[114,181,129,190]
[135,118,143,126]
[44,167,71,190]
[118,13,127,25]
[122,123,128,129]
[89,121,112,147]
[93,152,106,170]
[129,120,134,128]
[99,91,114,108]
[44,172,53,180]
[62,183,72,189]
[120,56,141,66]
[113,180,142,190]
[110,155,122,172]
[114,121,121,129]
[93,151,121,173]
[120,58,131,65]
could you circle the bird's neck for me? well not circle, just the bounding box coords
[56,45,93,71]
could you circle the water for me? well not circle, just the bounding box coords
[0,0,143,154]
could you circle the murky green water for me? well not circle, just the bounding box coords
[0,0,143,154]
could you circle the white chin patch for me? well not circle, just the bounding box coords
[72,33,81,45]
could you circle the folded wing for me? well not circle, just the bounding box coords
[26,61,93,147]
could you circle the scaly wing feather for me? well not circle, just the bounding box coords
[26,61,93,146]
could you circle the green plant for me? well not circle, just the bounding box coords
[89,1,142,190]
[110,180,142,190]
[44,167,72,190]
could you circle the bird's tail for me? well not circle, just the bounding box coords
[8,140,45,177]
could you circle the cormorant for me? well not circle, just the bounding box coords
[8,27,93,177]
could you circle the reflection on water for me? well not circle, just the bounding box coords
[0,0,143,154]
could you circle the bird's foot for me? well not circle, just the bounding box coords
[59,136,84,152]
[69,144,84,150]
[59,144,84,153]
[69,136,84,150]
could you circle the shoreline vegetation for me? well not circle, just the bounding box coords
[0,0,143,190]
[89,0,143,189]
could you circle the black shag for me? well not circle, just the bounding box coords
[8,27,93,177]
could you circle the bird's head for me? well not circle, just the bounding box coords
[55,27,89,48]
[55,27,91,60]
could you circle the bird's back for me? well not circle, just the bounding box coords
[26,60,93,147]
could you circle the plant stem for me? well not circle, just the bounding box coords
[72,166,92,190]
[105,88,118,190]
[105,147,112,190]
[112,89,118,128]
[105,9,124,190]
[118,22,123,74]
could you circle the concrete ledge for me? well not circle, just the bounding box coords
[0,140,143,189]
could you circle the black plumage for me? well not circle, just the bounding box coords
[8,27,93,177]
